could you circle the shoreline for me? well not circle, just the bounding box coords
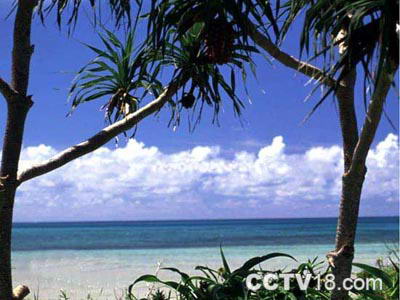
[12,242,394,299]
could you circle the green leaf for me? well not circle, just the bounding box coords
[353,263,393,288]
[352,288,386,300]
[128,274,160,296]
[306,288,330,299]
[220,246,231,275]
[234,253,296,275]
[230,68,236,93]
[161,267,191,284]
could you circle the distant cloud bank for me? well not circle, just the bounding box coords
[15,134,399,221]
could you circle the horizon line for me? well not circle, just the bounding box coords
[13,215,399,224]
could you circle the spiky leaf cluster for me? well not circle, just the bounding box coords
[128,249,336,300]
[35,0,137,28]
[68,29,162,124]
[139,0,280,129]
[146,0,280,53]
[280,0,399,107]
[145,21,259,129]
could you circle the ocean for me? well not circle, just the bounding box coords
[12,217,399,299]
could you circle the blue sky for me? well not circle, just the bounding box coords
[0,2,398,221]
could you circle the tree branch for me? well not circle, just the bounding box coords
[17,79,183,184]
[349,61,399,175]
[335,68,359,172]
[247,21,336,87]
[0,78,16,102]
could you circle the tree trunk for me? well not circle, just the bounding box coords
[0,104,31,299]
[0,0,36,298]
[331,168,366,300]
[0,189,16,300]
[330,60,398,299]
[326,69,359,299]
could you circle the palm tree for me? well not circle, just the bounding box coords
[278,1,398,298]
[1,1,397,299]
[0,1,256,298]
[0,2,133,298]
[144,1,398,299]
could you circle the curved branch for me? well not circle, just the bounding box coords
[247,21,336,87]
[17,80,182,184]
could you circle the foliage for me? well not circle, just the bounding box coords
[32,0,399,121]
[127,249,400,300]
[30,0,270,130]
[353,252,399,300]
[140,0,277,129]
[280,0,399,112]
[126,0,283,130]
[127,0,399,124]
[128,249,334,300]
[149,23,258,128]
[24,252,400,300]
[69,12,260,130]
[68,28,162,124]
[35,0,136,29]
[5,0,138,33]
[145,0,280,49]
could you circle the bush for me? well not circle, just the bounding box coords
[128,248,332,300]
[352,251,399,300]
[128,248,400,300]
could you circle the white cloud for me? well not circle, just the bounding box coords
[14,134,399,221]
[363,133,399,203]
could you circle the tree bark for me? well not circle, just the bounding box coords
[0,2,186,297]
[330,60,398,299]
[246,20,336,88]
[0,99,32,300]
[326,68,360,299]
[246,23,398,299]
[330,170,365,300]
[0,0,36,298]
[335,69,359,172]
[17,78,185,184]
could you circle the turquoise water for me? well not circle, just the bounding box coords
[11,217,399,299]
[12,217,398,251]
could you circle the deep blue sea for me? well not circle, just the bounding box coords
[12,217,399,299]
[13,216,398,251]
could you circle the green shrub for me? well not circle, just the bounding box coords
[352,254,399,300]
[128,248,400,300]
[128,248,332,300]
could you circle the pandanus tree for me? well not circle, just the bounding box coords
[0,0,397,299]
[0,1,259,299]
[145,0,398,299]
[279,1,398,298]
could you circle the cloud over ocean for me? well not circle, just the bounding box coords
[15,134,399,221]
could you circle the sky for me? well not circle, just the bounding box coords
[0,2,398,222]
